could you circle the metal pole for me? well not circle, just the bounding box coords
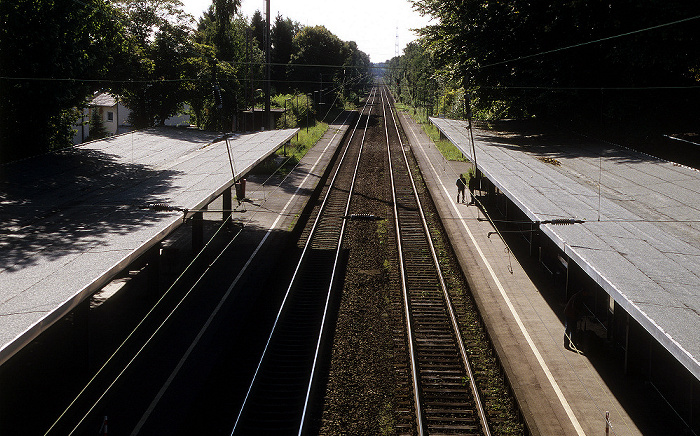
[466,92,479,193]
[264,0,271,130]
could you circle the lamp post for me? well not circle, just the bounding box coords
[283,97,291,156]
[254,88,263,130]
[306,93,311,133]
[264,0,271,130]
[284,97,291,128]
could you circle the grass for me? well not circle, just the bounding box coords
[395,102,467,162]
[288,121,329,159]
[250,121,329,176]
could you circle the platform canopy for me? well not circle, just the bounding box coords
[431,117,700,381]
[0,127,298,365]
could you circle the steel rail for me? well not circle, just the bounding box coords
[383,86,492,435]
[297,88,377,434]
[231,88,378,435]
[382,88,425,434]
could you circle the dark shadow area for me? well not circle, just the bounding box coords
[0,213,286,434]
[0,118,351,433]
[473,119,700,169]
[0,138,186,272]
[305,248,349,436]
[478,197,694,435]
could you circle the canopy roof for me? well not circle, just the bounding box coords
[0,127,298,365]
[432,117,700,380]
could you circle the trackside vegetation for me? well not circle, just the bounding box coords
[0,0,371,163]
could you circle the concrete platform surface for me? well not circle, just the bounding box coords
[430,117,700,384]
[0,127,298,366]
[399,113,644,436]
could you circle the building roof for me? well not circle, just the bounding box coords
[431,117,700,381]
[90,92,117,107]
[0,127,299,365]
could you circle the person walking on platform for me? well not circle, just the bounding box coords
[456,174,467,203]
[564,289,589,350]
[468,174,477,205]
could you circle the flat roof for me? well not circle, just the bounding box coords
[431,117,700,381]
[0,127,298,365]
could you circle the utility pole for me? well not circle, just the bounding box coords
[395,26,399,58]
[319,73,323,107]
[247,27,253,131]
[264,0,271,130]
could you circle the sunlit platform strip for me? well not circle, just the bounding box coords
[0,127,298,365]
[430,117,700,381]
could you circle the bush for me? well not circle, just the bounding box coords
[87,110,108,141]
[273,93,315,129]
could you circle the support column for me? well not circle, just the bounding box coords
[223,186,232,224]
[146,244,160,294]
[192,211,204,254]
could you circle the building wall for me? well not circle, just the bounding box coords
[72,102,193,144]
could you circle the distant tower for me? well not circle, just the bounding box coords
[395,26,399,57]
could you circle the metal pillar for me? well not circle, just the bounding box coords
[223,186,232,223]
[264,0,272,130]
[192,210,204,254]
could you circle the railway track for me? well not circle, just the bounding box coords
[35,85,517,435]
[382,88,490,435]
[232,88,379,434]
[235,86,496,435]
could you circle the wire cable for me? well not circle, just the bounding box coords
[44,211,237,435]
[43,92,360,434]
[396,98,635,435]
[479,14,700,69]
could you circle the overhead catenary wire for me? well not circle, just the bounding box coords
[231,89,373,434]
[478,13,700,69]
[43,107,354,433]
[397,94,633,435]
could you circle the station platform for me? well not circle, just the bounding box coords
[0,127,299,367]
[397,112,647,436]
[204,118,352,246]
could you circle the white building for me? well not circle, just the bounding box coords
[73,92,191,144]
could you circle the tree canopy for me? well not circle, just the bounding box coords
[0,0,371,163]
[406,0,700,125]
[0,0,128,161]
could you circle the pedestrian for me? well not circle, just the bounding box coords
[468,174,477,205]
[564,289,589,350]
[456,174,467,203]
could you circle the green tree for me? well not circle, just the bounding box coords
[87,110,108,141]
[343,41,372,102]
[213,0,241,60]
[0,0,127,162]
[289,26,350,98]
[412,0,700,124]
[250,10,265,49]
[271,14,300,93]
[114,0,196,128]
[192,4,253,131]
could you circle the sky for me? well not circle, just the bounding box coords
[181,0,433,63]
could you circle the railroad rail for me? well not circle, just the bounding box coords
[231,88,379,434]
[37,86,508,435]
[382,87,491,435]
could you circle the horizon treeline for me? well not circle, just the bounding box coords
[386,0,700,131]
[0,0,372,163]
